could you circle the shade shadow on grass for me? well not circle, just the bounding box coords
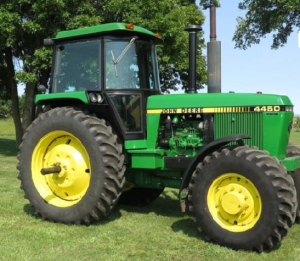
[0,138,17,157]
[23,203,122,225]
[171,218,204,240]
[118,190,185,218]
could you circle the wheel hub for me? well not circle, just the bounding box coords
[207,173,261,232]
[221,191,245,215]
[32,131,91,207]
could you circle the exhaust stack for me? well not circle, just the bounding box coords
[205,4,221,93]
[184,25,202,94]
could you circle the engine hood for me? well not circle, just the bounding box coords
[147,93,293,110]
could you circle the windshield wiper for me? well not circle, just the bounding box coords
[110,36,138,77]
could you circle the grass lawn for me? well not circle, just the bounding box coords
[1,118,300,261]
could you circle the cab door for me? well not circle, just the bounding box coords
[103,36,160,141]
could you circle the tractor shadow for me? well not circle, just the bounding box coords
[0,138,17,157]
[117,189,204,240]
[117,189,185,218]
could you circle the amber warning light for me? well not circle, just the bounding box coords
[125,23,134,30]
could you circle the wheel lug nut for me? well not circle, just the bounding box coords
[238,189,242,193]
[244,196,248,200]
[230,187,234,191]
[215,204,218,208]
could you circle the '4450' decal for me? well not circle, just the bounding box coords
[253,106,281,112]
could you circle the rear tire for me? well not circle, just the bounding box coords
[287,143,300,218]
[188,146,297,251]
[18,107,125,224]
[118,188,164,206]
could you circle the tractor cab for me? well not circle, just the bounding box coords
[43,23,162,140]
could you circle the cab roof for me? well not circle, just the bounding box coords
[54,22,163,43]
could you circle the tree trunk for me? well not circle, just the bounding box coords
[4,47,23,147]
[22,82,36,132]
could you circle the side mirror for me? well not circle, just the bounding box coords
[37,85,46,94]
[43,39,54,47]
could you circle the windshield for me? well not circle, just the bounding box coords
[105,40,157,90]
[52,40,100,92]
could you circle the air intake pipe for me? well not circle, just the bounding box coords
[184,25,202,94]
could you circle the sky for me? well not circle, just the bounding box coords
[198,1,300,115]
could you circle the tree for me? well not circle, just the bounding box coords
[233,0,300,49]
[0,0,206,147]
[0,0,103,146]
[99,0,207,93]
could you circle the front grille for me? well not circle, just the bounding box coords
[214,112,263,149]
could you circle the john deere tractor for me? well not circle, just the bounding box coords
[17,22,300,252]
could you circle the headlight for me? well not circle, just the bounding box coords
[89,93,97,103]
[96,94,103,103]
[88,93,104,104]
[285,106,294,112]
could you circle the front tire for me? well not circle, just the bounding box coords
[188,146,296,251]
[18,107,125,224]
[287,143,300,218]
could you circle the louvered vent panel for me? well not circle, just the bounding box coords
[214,113,263,149]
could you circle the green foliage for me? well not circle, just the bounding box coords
[0,100,12,118]
[0,53,10,100]
[294,117,300,132]
[18,95,25,117]
[200,0,220,7]
[0,97,24,118]
[0,0,207,93]
[233,0,300,49]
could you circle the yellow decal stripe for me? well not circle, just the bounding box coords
[202,108,215,113]
[147,106,283,114]
[147,109,163,114]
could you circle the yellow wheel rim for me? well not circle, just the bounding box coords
[207,173,262,232]
[32,131,91,207]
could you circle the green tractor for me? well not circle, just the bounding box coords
[17,22,300,252]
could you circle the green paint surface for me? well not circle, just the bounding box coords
[54,23,161,41]
[125,140,147,149]
[35,91,89,104]
[280,156,300,171]
[131,154,164,169]
[147,93,293,109]
[263,112,294,159]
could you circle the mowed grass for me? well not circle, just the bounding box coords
[1,118,300,261]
